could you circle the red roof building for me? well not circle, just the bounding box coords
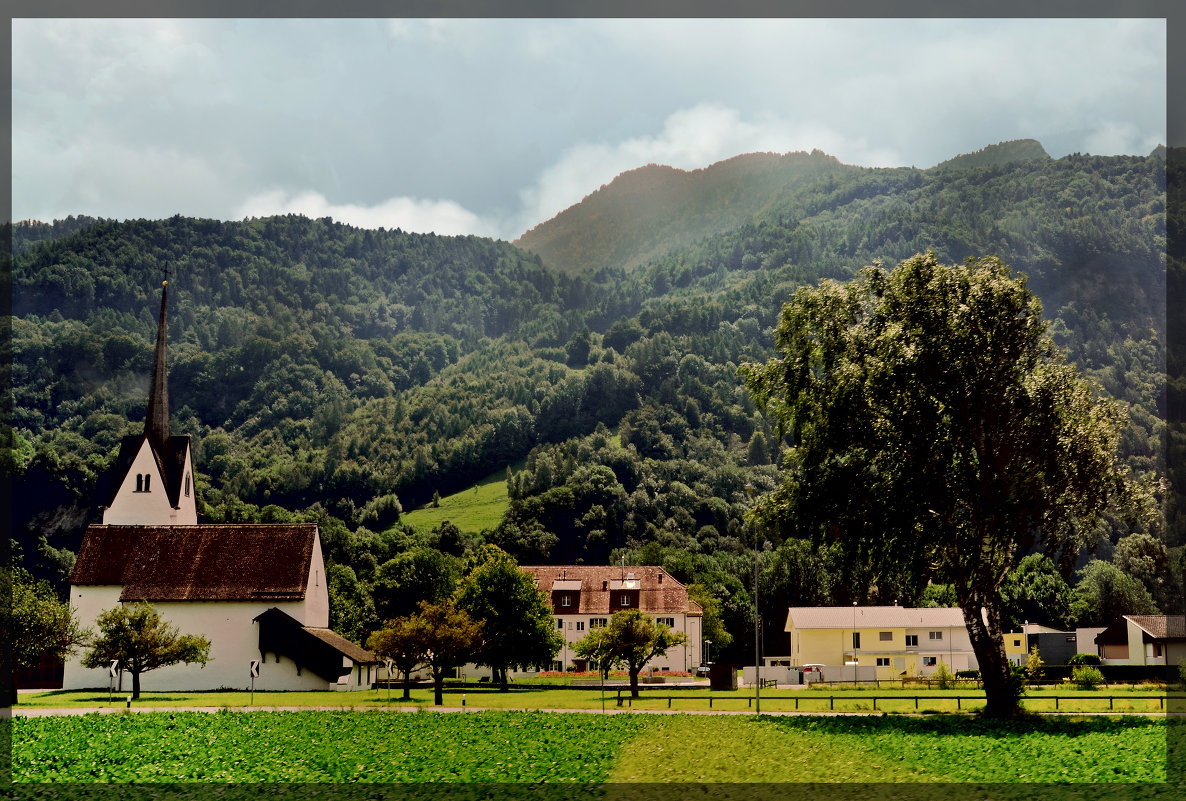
[518,565,704,674]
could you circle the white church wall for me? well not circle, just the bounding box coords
[64,595,339,692]
[136,600,318,691]
[62,585,124,690]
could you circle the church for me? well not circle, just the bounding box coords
[62,283,378,692]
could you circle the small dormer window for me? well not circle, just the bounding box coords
[561,595,571,607]
[620,594,630,606]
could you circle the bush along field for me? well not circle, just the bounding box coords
[12,709,1166,784]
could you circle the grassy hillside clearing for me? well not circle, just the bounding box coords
[401,464,516,533]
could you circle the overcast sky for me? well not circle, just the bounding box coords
[12,18,1166,241]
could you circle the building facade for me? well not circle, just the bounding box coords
[1094,615,1186,667]
[518,565,704,674]
[784,606,979,679]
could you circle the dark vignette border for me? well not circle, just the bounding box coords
[3,1,1182,799]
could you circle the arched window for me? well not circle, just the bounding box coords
[143,474,151,492]
[135,475,143,492]
[184,474,190,497]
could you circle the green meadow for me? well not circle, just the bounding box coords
[12,709,1167,784]
[400,466,513,533]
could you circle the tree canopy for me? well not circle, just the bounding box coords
[81,601,212,699]
[454,545,562,690]
[742,253,1137,717]
[575,609,686,698]
[9,568,91,703]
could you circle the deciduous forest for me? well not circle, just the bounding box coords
[8,141,1178,659]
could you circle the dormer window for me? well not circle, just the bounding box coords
[561,595,571,607]
[620,594,630,606]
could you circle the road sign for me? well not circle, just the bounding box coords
[249,660,260,678]
[109,660,119,678]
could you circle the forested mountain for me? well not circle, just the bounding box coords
[8,142,1175,659]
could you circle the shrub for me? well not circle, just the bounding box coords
[1024,646,1045,685]
[1178,658,1186,686]
[956,669,981,679]
[933,660,955,690]
[1073,665,1105,690]
[1066,653,1102,666]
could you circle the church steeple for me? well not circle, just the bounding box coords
[145,280,171,448]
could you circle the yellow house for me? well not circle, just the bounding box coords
[784,606,978,680]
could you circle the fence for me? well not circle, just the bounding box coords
[613,689,1169,712]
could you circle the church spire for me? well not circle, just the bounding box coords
[145,280,171,447]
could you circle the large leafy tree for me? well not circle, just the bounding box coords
[576,609,686,698]
[9,568,91,704]
[454,544,562,690]
[741,253,1136,717]
[81,601,212,699]
[998,553,1073,631]
[414,600,481,706]
[366,616,428,701]
[1069,560,1159,626]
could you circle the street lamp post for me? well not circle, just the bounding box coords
[852,601,857,686]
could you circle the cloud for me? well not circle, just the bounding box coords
[514,103,902,234]
[232,190,499,237]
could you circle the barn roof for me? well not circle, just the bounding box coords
[520,565,702,615]
[70,524,317,602]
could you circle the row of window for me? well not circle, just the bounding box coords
[560,595,635,607]
[870,656,940,667]
[854,631,945,648]
[132,473,191,497]
[556,616,675,631]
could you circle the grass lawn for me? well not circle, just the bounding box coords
[12,709,1166,784]
[19,684,1176,716]
[400,465,513,533]
[608,714,1167,783]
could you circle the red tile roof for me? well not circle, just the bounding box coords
[520,565,702,615]
[71,524,317,602]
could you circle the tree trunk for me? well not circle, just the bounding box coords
[962,602,1020,718]
[131,670,141,701]
[433,669,444,706]
[10,672,19,706]
[629,665,640,698]
[401,670,412,701]
[498,665,509,692]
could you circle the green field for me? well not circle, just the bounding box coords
[12,710,1167,783]
[400,466,514,533]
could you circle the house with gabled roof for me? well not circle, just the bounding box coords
[1094,615,1186,667]
[62,283,376,692]
[518,565,704,673]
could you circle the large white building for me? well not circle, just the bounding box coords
[519,565,704,673]
[62,282,376,693]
